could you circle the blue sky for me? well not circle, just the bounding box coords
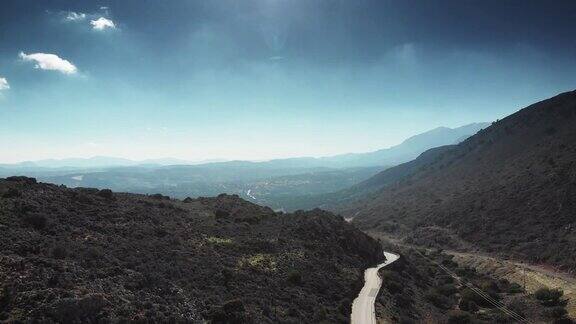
[1,0,576,163]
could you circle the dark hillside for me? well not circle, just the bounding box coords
[374,246,570,323]
[0,177,382,323]
[355,145,455,191]
[346,90,576,272]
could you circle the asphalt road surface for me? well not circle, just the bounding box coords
[351,251,400,324]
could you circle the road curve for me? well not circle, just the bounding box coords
[351,251,400,324]
[246,189,257,200]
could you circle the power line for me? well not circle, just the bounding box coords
[412,249,534,324]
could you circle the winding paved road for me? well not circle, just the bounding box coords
[246,189,257,200]
[351,251,400,324]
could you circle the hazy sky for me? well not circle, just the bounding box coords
[1,0,576,163]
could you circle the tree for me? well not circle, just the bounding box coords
[535,288,566,307]
[287,270,302,285]
[97,189,114,199]
[544,306,568,320]
[447,310,472,324]
[459,298,478,312]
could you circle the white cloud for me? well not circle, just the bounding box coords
[65,12,86,21]
[0,77,9,90]
[19,52,78,74]
[90,17,116,30]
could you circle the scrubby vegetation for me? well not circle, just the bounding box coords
[535,288,567,307]
[0,177,383,323]
[375,244,573,323]
[350,90,576,272]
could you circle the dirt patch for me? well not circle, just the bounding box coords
[450,251,576,318]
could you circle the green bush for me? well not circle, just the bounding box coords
[425,290,451,310]
[215,209,230,219]
[287,270,302,285]
[50,295,107,322]
[22,213,47,230]
[0,285,13,309]
[51,245,68,259]
[395,290,413,308]
[461,288,491,308]
[338,298,351,316]
[455,267,476,278]
[506,298,527,317]
[436,283,458,297]
[2,188,21,198]
[459,298,478,312]
[441,259,458,268]
[544,306,568,320]
[479,279,500,294]
[437,274,455,284]
[314,306,327,321]
[507,283,524,294]
[491,310,511,323]
[211,299,247,323]
[447,310,472,324]
[535,288,565,307]
[382,270,404,294]
[97,189,114,199]
[399,317,417,324]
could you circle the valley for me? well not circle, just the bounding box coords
[0,124,486,213]
[2,92,576,323]
[3,1,576,322]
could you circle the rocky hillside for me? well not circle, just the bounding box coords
[346,90,576,272]
[0,176,383,323]
[374,245,572,323]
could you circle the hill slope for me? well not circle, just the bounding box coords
[0,177,382,323]
[347,90,576,272]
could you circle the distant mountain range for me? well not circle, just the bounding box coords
[307,122,489,168]
[0,123,488,210]
[1,122,488,172]
[205,122,489,170]
[0,157,224,170]
[338,90,576,272]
